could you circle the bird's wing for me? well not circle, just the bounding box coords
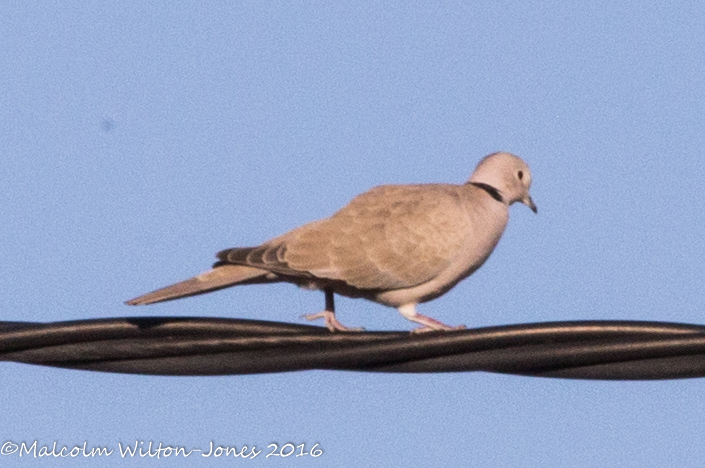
[218,184,474,290]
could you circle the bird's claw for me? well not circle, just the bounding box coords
[411,324,467,334]
[301,311,365,332]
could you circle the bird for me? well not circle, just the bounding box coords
[126,152,536,332]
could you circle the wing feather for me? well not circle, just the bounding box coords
[215,185,473,291]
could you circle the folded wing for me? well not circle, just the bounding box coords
[217,185,472,292]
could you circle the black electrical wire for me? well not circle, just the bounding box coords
[3,317,705,379]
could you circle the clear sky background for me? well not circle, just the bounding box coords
[2,1,705,466]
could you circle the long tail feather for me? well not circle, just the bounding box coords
[125,265,270,305]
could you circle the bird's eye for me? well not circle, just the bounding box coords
[517,170,524,180]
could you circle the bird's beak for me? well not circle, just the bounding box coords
[524,196,537,214]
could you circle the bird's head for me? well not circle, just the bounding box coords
[468,152,537,213]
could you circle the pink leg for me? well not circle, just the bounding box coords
[397,304,466,333]
[302,289,364,332]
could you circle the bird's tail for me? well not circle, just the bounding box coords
[125,265,270,305]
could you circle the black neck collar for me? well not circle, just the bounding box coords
[468,182,504,203]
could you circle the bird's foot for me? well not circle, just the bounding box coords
[398,304,465,333]
[411,323,467,334]
[301,311,365,332]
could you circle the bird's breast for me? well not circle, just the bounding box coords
[374,192,509,307]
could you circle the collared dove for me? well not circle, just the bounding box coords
[126,152,536,332]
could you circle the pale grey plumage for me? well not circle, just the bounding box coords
[126,152,536,332]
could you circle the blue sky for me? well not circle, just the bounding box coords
[2,1,705,466]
